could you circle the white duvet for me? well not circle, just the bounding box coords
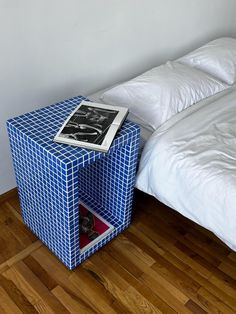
[136,86,236,250]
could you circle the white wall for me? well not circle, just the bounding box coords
[1,0,236,194]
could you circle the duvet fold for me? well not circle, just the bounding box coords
[136,87,236,250]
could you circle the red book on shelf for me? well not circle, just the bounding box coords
[79,202,114,253]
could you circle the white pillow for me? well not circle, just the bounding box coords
[178,37,236,85]
[101,61,228,130]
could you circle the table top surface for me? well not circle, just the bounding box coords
[7,96,139,165]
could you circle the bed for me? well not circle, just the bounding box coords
[136,84,236,251]
[89,37,236,251]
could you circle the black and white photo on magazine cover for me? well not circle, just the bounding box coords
[59,105,119,145]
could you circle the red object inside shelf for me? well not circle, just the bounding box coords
[79,204,111,250]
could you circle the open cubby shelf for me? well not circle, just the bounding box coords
[7,95,140,269]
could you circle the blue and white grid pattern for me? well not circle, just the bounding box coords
[7,96,140,269]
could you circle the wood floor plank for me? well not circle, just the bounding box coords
[137,210,224,275]
[82,254,163,314]
[0,240,42,273]
[125,227,209,312]
[100,249,177,314]
[7,199,21,215]
[136,193,231,260]
[115,234,156,267]
[133,220,211,279]
[0,304,7,314]
[23,255,58,291]
[128,224,165,256]
[218,260,236,280]
[228,252,236,263]
[31,247,103,313]
[110,236,190,312]
[125,228,201,295]
[3,261,69,313]
[141,197,230,255]
[0,286,22,314]
[197,287,236,314]
[140,272,191,314]
[1,203,37,246]
[0,264,9,274]
[0,221,24,263]
[31,246,71,280]
[70,267,125,314]
[105,242,144,279]
[52,285,97,314]
[209,274,236,300]
[138,209,222,268]
[0,188,18,204]
[185,299,208,314]
[0,190,236,313]
[0,202,38,265]
[163,251,236,311]
[5,201,23,223]
[0,273,38,314]
[123,285,163,314]
[184,230,229,261]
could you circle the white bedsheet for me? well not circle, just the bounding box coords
[136,85,236,250]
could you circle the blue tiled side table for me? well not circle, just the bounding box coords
[7,96,140,270]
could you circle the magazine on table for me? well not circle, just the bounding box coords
[79,201,114,253]
[54,100,128,152]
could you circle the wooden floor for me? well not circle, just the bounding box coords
[0,190,236,313]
